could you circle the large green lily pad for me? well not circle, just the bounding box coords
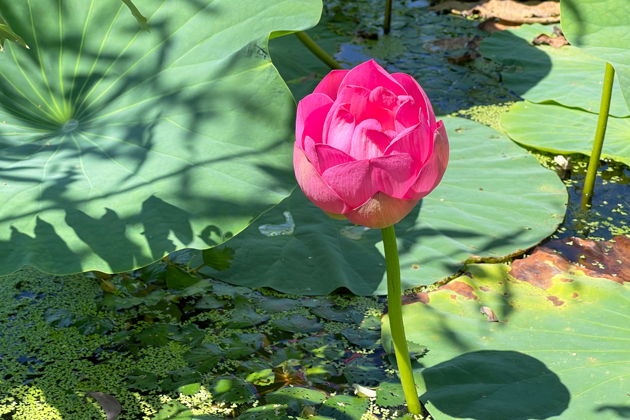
[382,263,630,420]
[0,0,322,274]
[480,24,630,117]
[201,118,567,295]
[561,0,630,109]
[501,102,630,165]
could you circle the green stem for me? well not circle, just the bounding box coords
[381,225,422,415]
[581,62,615,210]
[384,0,393,34]
[294,31,342,70]
[121,0,149,30]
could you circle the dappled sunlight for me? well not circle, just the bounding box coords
[0,0,628,418]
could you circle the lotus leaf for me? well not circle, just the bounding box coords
[0,0,322,274]
[480,24,630,117]
[382,263,630,420]
[201,118,567,295]
[561,0,630,109]
[501,102,630,165]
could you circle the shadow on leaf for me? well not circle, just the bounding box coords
[421,350,570,420]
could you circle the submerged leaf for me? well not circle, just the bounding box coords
[226,296,271,329]
[271,315,324,333]
[319,395,369,419]
[210,376,257,404]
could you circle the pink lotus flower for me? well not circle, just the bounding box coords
[293,60,449,228]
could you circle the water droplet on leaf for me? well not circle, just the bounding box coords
[258,211,295,237]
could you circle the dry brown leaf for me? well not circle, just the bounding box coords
[533,33,569,48]
[430,0,560,24]
[509,236,630,288]
[478,18,522,33]
[480,305,500,322]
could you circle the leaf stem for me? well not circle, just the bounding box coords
[384,0,393,34]
[121,0,149,31]
[581,62,615,210]
[294,31,342,70]
[381,225,422,415]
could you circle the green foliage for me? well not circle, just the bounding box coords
[343,355,388,385]
[266,386,327,412]
[319,395,370,418]
[238,404,288,420]
[480,20,630,164]
[3,1,624,419]
[561,0,630,108]
[0,263,393,419]
[0,0,322,275]
[382,264,630,420]
[0,269,150,419]
[501,102,630,166]
[271,314,324,333]
[201,248,235,272]
[209,377,256,404]
[481,22,630,166]
[375,382,406,408]
[480,24,630,116]
[341,327,380,348]
[199,118,567,295]
[225,296,271,329]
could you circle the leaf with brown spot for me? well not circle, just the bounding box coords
[382,263,630,420]
[546,296,565,306]
[510,249,570,289]
[510,236,630,286]
[402,292,430,305]
[441,281,478,300]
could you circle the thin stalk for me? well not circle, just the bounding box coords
[381,225,422,415]
[294,31,342,70]
[384,0,393,34]
[581,62,615,210]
